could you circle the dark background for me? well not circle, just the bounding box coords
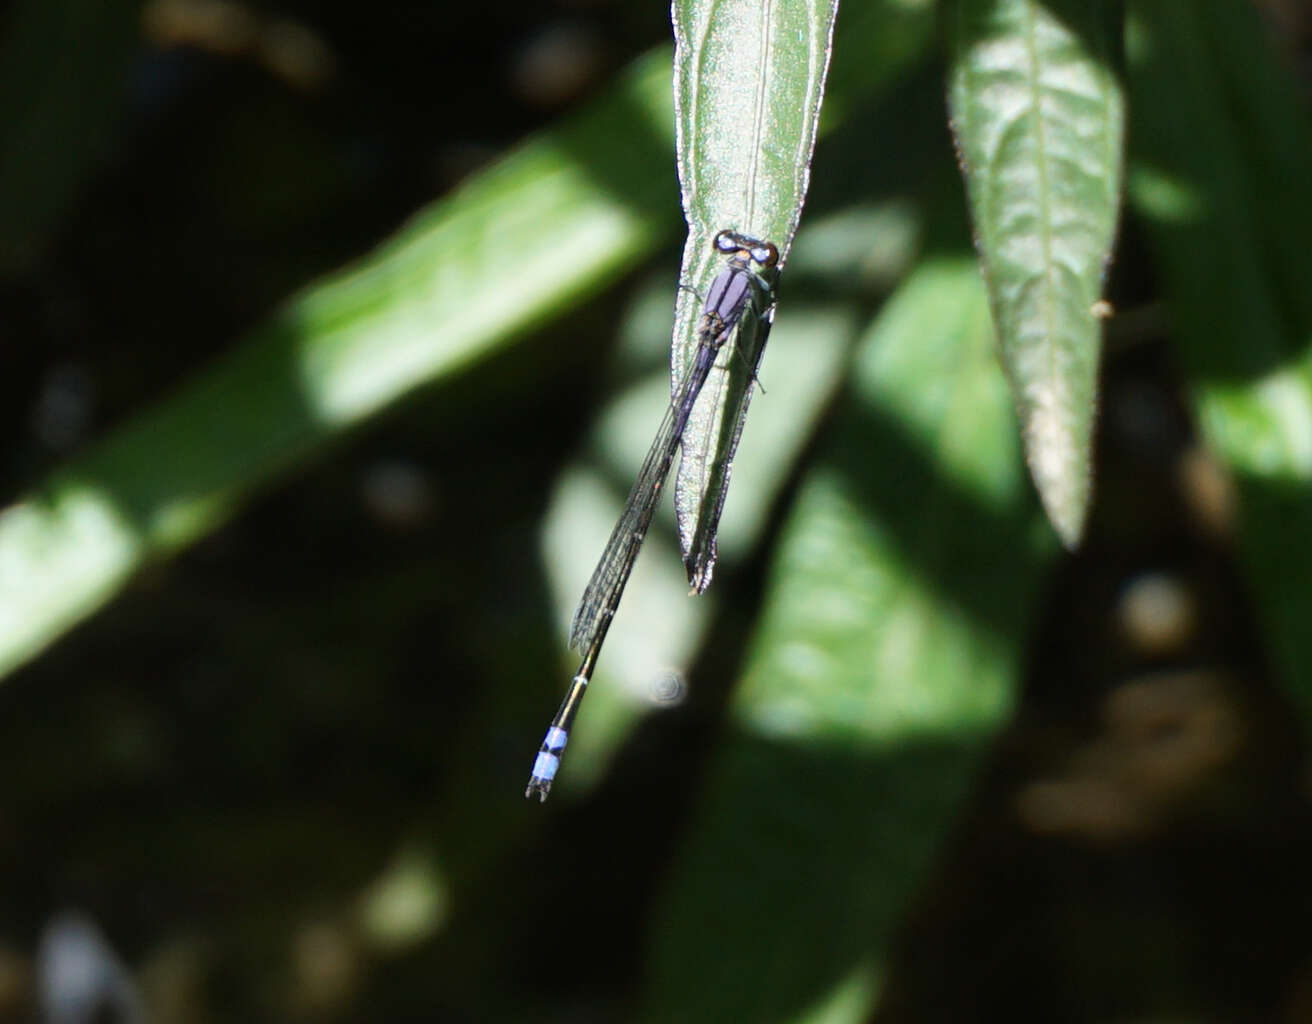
[1,1,1312,1022]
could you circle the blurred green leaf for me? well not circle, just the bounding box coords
[642,258,1053,1023]
[0,49,679,680]
[541,293,858,798]
[0,7,941,681]
[671,0,934,586]
[948,0,1125,547]
[1127,0,1312,708]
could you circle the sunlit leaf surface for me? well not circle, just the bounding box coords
[670,0,933,586]
[0,3,938,682]
[0,50,678,680]
[642,259,1054,1023]
[949,0,1125,546]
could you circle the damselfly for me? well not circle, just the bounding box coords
[526,229,779,801]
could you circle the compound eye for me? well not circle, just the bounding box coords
[712,229,739,253]
[752,242,779,268]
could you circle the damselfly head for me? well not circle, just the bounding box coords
[711,229,779,269]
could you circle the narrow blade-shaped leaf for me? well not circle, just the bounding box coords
[643,258,1053,1023]
[670,0,840,586]
[949,0,1125,546]
[0,50,679,681]
[0,10,938,681]
[1127,0,1312,711]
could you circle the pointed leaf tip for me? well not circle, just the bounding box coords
[949,0,1125,549]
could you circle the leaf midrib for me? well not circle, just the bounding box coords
[1022,0,1060,428]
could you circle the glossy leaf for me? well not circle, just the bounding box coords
[671,0,935,586]
[1127,0,1312,710]
[671,0,837,257]
[948,0,1126,547]
[642,259,1053,1022]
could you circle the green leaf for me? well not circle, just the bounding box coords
[668,0,839,586]
[0,5,939,681]
[670,0,935,586]
[948,0,1126,547]
[0,49,679,680]
[1126,0,1312,710]
[541,295,858,798]
[671,0,838,257]
[642,258,1054,1023]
